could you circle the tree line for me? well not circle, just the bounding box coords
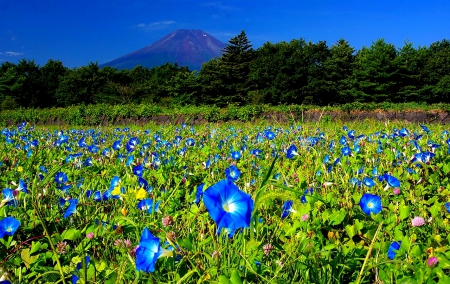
[1,30,450,110]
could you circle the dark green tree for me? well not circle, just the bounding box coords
[55,62,105,106]
[422,39,450,102]
[199,30,255,106]
[39,59,68,108]
[323,39,355,104]
[351,39,398,102]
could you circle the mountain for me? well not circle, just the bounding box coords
[100,29,227,71]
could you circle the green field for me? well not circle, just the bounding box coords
[1,119,449,283]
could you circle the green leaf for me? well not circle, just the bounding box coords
[399,201,410,221]
[345,224,356,238]
[21,248,39,268]
[329,208,346,225]
[230,269,243,284]
[218,275,232,284]
[30,241,42,255]
[61,228,81,241]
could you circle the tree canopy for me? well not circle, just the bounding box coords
[1,32,450,110]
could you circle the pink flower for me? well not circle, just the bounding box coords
[301,214,309,221]
[162,215,174,227]
[263,243,274,256]
[393,188,401,195]
[411,216,425,227]
[86,232,94,239]
[427,256,438,267]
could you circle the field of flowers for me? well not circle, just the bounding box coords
[1,120,450,283]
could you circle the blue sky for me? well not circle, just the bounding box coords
[1,0,449,68]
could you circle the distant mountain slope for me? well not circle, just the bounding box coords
[100,29,226,71]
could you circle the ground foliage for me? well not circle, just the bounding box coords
[0,119,450,283]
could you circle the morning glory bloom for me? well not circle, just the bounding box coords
[286,144,298,159]
[265,131,275,140]
[138,177,150,191]
[342,147,351,156]
[55,172,68,184]
[135,227,173,273]
[186,138,195,147]
[383,174,401,189]
[420,124,430,134]
[203,179,254,237]
[136,228,161,272]
[112,140,122,150]
[281,200,294,219]
[362,177,376,188]
[88,145,99,153]
[63,199,78,219]
[137,199,160,213]
[126,155,134,166]
[388,241,401,260]
[133,164,144,177]
[359,193,382,215]
[444,202,450,213]
[194,183,204,205]
[2,188,17,206]
[225,165,241,182]
[0,216,21,238]
[17,179,28,194]
[230,151,241,160]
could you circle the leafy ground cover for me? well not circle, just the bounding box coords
[1,102,450,126]
[1,120,450,283]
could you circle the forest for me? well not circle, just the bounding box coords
[1,31,450,110]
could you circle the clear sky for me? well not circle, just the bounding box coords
[1,0,449,68]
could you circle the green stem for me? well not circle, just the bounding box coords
[34,208,67,284]
[355,221,383,284]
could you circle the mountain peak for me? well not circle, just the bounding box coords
[100,29,226,71]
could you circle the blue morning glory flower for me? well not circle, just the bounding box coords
[126,155,134,166]
[64,199,78,219]
[186,138,195,146]
[225,165,241,182]
[135,227,171,273]
[281,200,294,219]
[359,193,382,215]
[17,179,28,194]
[133,164,144,177]
[0,216,21,238]
[55,172,68,184]
[93,191,102,202]
[286,144,298,159]
[88,145,99,153]
[342,147,351,156]
[388,241,401,260]
[84,157,93,167]
[138,177,150,191]
[444,202,450,213]
[348,130,355,140]
[265,131,275,140]
[362,177,375,188]
[194,183,204,205]
[203,179,254,237]
[2,188,17,206]
[230,151,241,160]
[112,140,122,150]
[383,174,400,188]
[420,124,430,134]
[137,199,160,213]
[136,229,161,272]
[349,177,361,187]
[399,128,409,137]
